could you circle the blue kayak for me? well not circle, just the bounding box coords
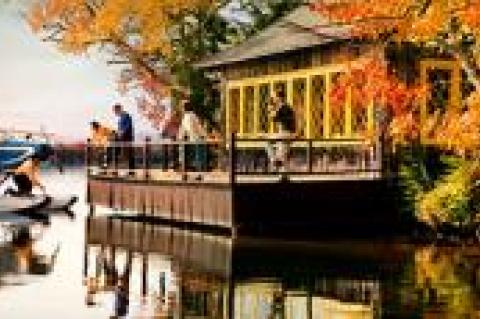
[0,139,54,171]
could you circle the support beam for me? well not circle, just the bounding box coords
[253,85,260,135]
[305,76,312,139]
[239,85,245,136]
[324,73,331,138]
[269,81,275,134]
[142,253,148,296]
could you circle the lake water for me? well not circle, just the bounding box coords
[1,170,480,318]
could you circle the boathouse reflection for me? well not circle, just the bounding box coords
[84,217,417,318]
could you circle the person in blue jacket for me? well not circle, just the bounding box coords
[112,104,135,170]
[113,104,134,142]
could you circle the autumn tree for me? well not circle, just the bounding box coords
[27,0,234,130]
[311,0,480,228]
[312,0,480,150]
[238,0,305,35]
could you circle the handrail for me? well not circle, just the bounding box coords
[86,134,386,184]
[93,137,373,148]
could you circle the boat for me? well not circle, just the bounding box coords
[0,144,35,171]
[0,137,54,171]
[0,133,73,220]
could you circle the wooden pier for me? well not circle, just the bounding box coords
[86,135,401,235]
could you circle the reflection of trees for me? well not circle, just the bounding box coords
[8,239,58,276]
[412,246,476,316]
[180,271,225,318]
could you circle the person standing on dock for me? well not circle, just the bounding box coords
[113,104,134,143]
[6,154,47,196]
[178,101,207,173]
[113,104,135,171]
[267,89,296,171]
[90,121,115,168]
[90,121,115,148]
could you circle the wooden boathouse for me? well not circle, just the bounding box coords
[86,5,461,235]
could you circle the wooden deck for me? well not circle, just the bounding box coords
[86,137,400,235]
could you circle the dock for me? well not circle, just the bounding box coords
[86,136,401,235]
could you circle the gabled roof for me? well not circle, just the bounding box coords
[196,5,350,69]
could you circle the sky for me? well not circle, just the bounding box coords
[0,2,157,142]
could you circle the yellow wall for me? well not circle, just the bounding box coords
[225,64,375,139]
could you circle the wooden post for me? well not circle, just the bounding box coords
[112,141,118,176]
[144,137,151,180]
[305,77,312,139]
[141,253,148,297]
[88,204,95,217]
[109,182,114,209]
[227,278,235,319]
[181,139,187,181]
[269,81,275,133]
[239,85,245,136]
[83,216,91,278]
[86,139,92,176]
[324,73,331,138]
[253,85,260,135]
[86,179,91,205]
[307,140,313,173]
[229,133,236,185]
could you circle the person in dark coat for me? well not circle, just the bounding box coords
[267,89,296,170]
[112,104,135,171]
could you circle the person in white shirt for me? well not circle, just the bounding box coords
[158,93,173,138]
[177,101,206,142]
[177,101,207,173]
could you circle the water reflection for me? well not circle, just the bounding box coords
[83,216,480,318]
[0,224,58,279]
[2,169,480,318]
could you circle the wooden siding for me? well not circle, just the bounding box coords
[87,176,401,236]
[88,179,234,229]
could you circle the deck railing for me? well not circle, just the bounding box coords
[86,134,390,183]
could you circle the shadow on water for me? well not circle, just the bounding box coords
[83,215,480,318]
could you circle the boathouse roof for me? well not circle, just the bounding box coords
[196,5,351,69]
